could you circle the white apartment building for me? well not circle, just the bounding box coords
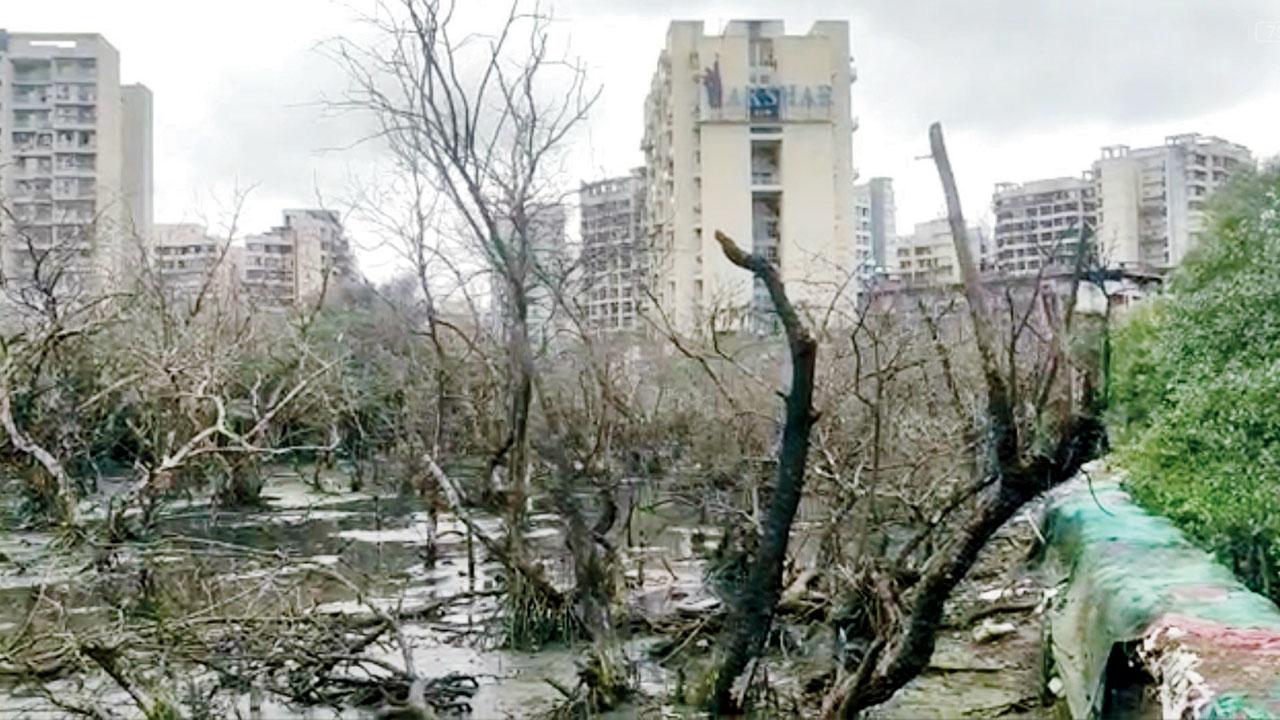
[121,84,153,242]
[489,203,567,342]
[0,30,152,292]
[579,168,646,333]
[853,176,895,279]
[992,176,1097,276]
[241,209,350,309]
[1093,134,1252,270]
[891,218,984,287]
[643,19,857,333]
[151,223,237,308]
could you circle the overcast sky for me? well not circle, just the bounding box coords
[9,1,1280,278]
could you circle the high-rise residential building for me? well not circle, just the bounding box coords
[853,176,895,279]
[579,168,646,333]
[489,203,567,342]
[121,84,153,241]
[890,218,984,287]
[1093,134,1252,270]
[991,176,1097,277]
[642,19,857,333]
[151,223,238,308]
[241,209,350,308]
[0,30,152,292]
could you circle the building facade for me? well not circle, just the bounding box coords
[890,218,985,287]
[579,168,646,333]
[0,30,152,293]
[489,203,567,342]
[1093,134,1252,270]
[241,209,350,309]
[151,223,237,308]
[121,83,153,241]
[992,176,1097,277]
[853,176,895,279]
[642,19,857,332]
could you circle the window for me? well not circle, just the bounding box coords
[749,38,775,68]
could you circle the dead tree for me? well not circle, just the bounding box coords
[819,123,1105,718]
[0,208,124,527]
[708,230,819,714]
[329,0,598,540]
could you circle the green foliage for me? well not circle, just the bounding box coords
[1107,300,1171,443]
[1112,164,1280,600]
[500,572,580,650]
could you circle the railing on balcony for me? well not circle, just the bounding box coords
[15,162,54,177]
[54,63,97,82]
[16,208,55,224]
[54,110,97,126]
[14,115,53,130]
[53,85,97,103]
[53,184,95,200]
[55,143,97,154]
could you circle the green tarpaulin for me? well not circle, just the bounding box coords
[1040,466,1280,719]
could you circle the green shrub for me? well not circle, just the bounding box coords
[1112,164,1280,601]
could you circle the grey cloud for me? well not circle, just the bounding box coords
[563,0,1280,138]
[176,48,381,207]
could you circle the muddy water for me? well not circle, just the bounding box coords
[0,469,719,718]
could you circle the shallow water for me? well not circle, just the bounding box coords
[0,468,719,718]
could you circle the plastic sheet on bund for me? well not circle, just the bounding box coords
[1039,470,1280,719]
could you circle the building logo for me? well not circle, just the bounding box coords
[701,58,834,117]
[702,57,723,108]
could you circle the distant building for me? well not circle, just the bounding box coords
[1093,134,1252,270]
[642,19,857,332]
[151,223,237,308]
[120,84,153,242]
[0,30,152,293]
[489,203,567,342]
[862,267,1162,335]
[992,176,1097,277]
[241,209,350,309]
[853,177,895,279]
[890,218,984,287]
[579,168,646,333]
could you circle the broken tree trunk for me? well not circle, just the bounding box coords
[820,121,1103,719]
[710,229,819,715]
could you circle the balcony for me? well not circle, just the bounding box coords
[15,162,54,178]
[55,131,97,152]
[55,143,97,155]
[53,200,96,225]
[54,164,96,177]
[13,92,50,107]
[53,111,97,128]
[54,62,97,82]
[751,140,782,189]
[13,70,52,84]
[53,85,97,103]
[12,142,54,156]
[15,205,55,224]
[13,183,53,201]
[13,115,53,131]
[53,182,95,200]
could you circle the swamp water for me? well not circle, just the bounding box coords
[0,469,724,718]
